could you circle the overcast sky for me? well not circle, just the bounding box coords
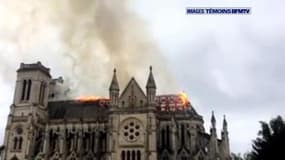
[0,0,285,154]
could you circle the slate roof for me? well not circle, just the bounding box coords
[48,100,109,120]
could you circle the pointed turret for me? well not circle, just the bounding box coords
[209,111,219,159]
[109,69,120,106]
[211,111,216,130]
[222,115,228,132]
[109,69,119,91]
[221,115,230,160]
[146,66,156,89]
[146,66,156,105]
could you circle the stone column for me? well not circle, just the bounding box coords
[25,123,34,158]
[106,128,112,160]
[43,126,50,160]
[171,117,177,159]
[59,126,66,159]
[95,130,100,154]
[77,128,83,159]
[147,113,158,160]
[73,131,77,152]
[91,131,95,153]
[190,133,196,154]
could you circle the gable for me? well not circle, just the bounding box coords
[119,78,147,108]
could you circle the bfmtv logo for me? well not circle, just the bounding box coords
[186,7,251,15]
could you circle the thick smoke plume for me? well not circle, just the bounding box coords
[0,0,177,98]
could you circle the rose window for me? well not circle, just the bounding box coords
[121,119,142,142]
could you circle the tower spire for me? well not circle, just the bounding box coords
[209,111,219,159]
[223,115,228,132]
[109,68,120,106]
[211,111,216,129]
[221,114,230,160]
[146,66,156,106]
[109,68,119,91]
[146,66,156,89]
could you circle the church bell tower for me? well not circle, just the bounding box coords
[2,62,51,160]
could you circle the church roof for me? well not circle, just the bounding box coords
[119,77,146,99]
[47,94,202,121]
[48,100,109,121]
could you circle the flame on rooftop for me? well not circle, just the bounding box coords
[178,91,191,108]
[76,92,191,111]
[77,96,109,102]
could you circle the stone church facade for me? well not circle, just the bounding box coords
[1,62,230,160]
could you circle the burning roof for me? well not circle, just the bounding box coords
[155,92,191,111]
[75,92,192,111]
[48,92,197,121]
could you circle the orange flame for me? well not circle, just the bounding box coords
[77,96,109,102]
[178,92,190,108]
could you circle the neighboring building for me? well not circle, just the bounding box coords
[1,62,230,160]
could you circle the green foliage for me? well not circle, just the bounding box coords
[231,152,252,160]
[250,116,285,160]
[231,153,244,160]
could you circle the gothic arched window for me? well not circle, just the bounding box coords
[181,124,185,145]
[18,137,23,150]
[21,80,27,100]
[166,125,170,148]
[181,156,188,160]
[13,137,18,150]
[121,150,125,160]
[39,82,45,104]
[11,156,18,160]
[26,79,32,100]
[137,150,141,160]
[161,151,170,160]
[163,156,169,160]
[132,150,136,160]
[127,150,130,160]
[161,129,166,147]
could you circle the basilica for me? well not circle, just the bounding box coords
[1,62,230,160]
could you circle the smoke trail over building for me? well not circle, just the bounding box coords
[0,0,177,97]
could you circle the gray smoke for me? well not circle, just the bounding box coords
[0,0,178,98]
